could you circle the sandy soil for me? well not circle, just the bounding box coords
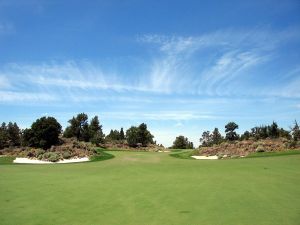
[13,157,90,164]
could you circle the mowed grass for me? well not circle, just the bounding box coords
[0,152,300,225]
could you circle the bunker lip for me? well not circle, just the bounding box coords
[13,157,90,164]
[191,155,218,160]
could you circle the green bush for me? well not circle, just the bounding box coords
[36,149,45,157]
[42,152,60,162]
[62,151,71,159]
[48,152,60,162]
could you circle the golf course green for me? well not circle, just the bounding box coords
[0,151,299,225]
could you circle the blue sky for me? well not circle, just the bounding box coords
[0,0,299,147]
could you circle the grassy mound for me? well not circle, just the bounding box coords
[0,156,15,165]
[90,148,115,162]
[169,149,198,159]
[246,149,300,158]
[198,139,300,158]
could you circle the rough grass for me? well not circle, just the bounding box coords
[0,151,300,225]
[0,156,15,164]
[169,149,197,159]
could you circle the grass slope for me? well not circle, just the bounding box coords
[0,156,15,164]
[0,151,300,225]
[246,149,300,158]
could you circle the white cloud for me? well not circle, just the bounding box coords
[174,122,183,127]
[0,76,11,89]
[0,27,299,104]
[0,91,57,102]
[98,111,215,121]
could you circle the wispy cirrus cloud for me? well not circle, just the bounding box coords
[87,111,216,121]
[0,76,11,89]
[138,28,300,97]
[0,91,57,102]
[0,27,299,105]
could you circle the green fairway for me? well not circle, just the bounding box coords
[0,152,300,225]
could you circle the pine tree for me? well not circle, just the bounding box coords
[225,122,239,141]
[292,120,300,141]
[7,122,21,146]
[120,127,125,140]
[0,122,8,149]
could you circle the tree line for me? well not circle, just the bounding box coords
[199,121,300,147]
[0,114,299,150]
[0,113,154,150]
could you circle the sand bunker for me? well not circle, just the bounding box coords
[13,157,90,164]
[191,155,218,160]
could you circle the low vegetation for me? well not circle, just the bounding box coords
[0,113,161,162]
[1,138,95,162]
[1,114,299,161]
[169,149,198,159]
[197,120,300,158]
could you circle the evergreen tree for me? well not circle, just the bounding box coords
[64,113,89,141]
[200,131,212,147]
[172,135,193,149]
[125,123,154,147]
[268,121,279,139]
[7,122,21,146]
[278,128,291,140]
[137,123,153,146]
[240,131,250,140]
[89,116,104,145]
[292,120,300,141]
[126,126,139,147]
[0,122,8,149]
[211,128,223,145]
[89,116,101,137]
[225,122,239,141]
[120,127,125,140]
[106,129,120,141]
[22,117,62,149]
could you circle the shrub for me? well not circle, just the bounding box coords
[27,149,36,158]
[217,154,223,159]
[42,152,60,162]
[256,145,265,152]
[251,142,259,149]
[36,149,45,157]
[285,140,299,149]
[62,152,71,159]
[48,152,60,162]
